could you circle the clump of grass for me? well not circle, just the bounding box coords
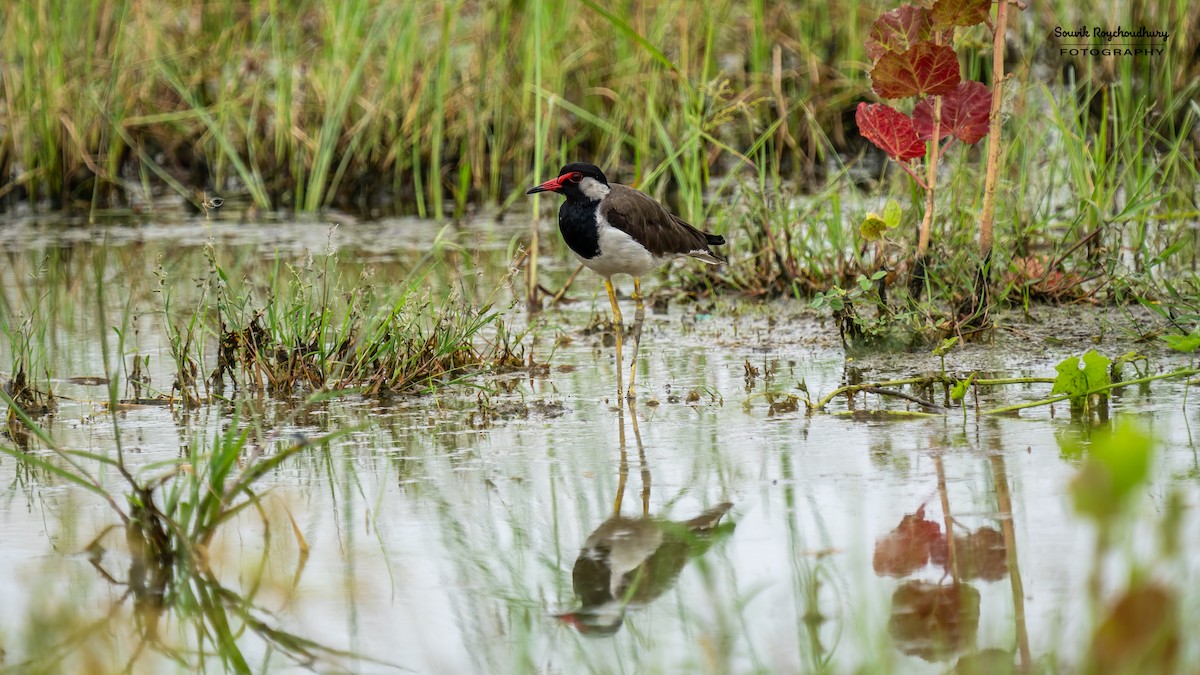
[2,365,55,419]
[0,304,57,419]
[163,242,516,403]
[5,0,1192,220]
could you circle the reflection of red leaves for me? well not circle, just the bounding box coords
[958,527,1007,580]
[912,81,991,144]
[930,0,991,29]
[889,581,981,661]
[871,42,961,99]
[875,505,1009,582]
[865,5,954,62]
[873,506,943,577]
[1090,584,1179,673]
[857,103,926,162]
[930,526,1008,581]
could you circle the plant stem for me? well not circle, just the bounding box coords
[858,385,945,412]
[917,96,942,261]
[812,376,932,410]
[809,370,1194,415]
[973,376,1056,386]
[527,0,545,314]
[979,368,1200,416]
[978,0,1012,264]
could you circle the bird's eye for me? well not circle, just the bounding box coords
[569,172,583,183]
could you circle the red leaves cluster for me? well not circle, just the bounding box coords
[859,0,992,162]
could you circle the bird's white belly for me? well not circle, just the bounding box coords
[579,220,661,278]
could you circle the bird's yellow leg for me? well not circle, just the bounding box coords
[627,277,645,400]
[613,404,628,516]
[605,278,624,400]
[629,399,650,517]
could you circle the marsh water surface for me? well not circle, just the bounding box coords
[1,218,1197,673]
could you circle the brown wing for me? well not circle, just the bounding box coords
[600,184,726,263]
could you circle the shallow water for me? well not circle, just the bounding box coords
[1,219,1197,673]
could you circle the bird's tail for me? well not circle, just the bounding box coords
[689,250,727,265]
[706,233,725,246]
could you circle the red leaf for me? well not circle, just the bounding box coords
[865,5,954,63]
[856,102,926,162]
[930,0,991,29]
[871,42,961,99]
[912,81,992,143]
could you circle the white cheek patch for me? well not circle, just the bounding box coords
[579,177,611,201]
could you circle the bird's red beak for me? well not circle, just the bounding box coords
[526,175,564,195]
[554,612,587,632]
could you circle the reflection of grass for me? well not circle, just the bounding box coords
[0,384,377,671]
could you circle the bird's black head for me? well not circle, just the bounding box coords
[526,162,610,202]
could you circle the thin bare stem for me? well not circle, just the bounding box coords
[977,0,1013,261]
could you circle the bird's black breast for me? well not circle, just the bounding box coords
[558,201,600,259]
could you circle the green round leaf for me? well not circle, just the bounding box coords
[861,213,888,241]
[882,199,902,228]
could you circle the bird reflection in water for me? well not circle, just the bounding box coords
[556,402,734,635]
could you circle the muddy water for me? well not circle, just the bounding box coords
[1,219,1198,673]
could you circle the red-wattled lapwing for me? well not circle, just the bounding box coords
[555,397,734,634]
[557,502,734,635]
[526,162,726,400]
